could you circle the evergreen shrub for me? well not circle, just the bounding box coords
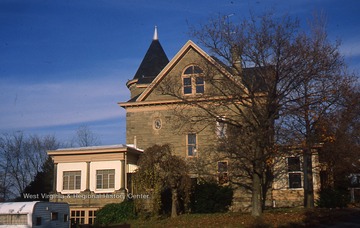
[190,182,233,213]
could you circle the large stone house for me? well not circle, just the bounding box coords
[48,28,320,225]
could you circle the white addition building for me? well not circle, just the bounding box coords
[47,144,142,225]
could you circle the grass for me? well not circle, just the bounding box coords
[125,207,360,228]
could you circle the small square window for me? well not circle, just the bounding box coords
[289,173,302,188]
[51,212,58,221]
[196,85,204,94]
[183,77,191,85]
[195,77,204,85]
[288,157,301,172]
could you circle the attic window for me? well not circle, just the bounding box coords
[183,65,204,95]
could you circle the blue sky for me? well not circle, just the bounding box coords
[1,0,359,145]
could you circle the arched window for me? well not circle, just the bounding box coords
[182,65,204,95]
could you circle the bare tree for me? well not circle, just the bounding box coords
[0,132,59,200]
[279,14,352,207]
[71,125,101,147]
[158,11,349,215]
[318,87,360,189]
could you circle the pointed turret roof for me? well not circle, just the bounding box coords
[133,26,169,84]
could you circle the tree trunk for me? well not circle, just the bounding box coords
[171,188,178,218]
[252,172,262,216]
[252,153,263,217]
[303,87,315,208]
[303,148,314,208]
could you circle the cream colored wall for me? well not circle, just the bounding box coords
[57,160,125,194]
[272,153,320,191]
[90,160,122,193]
[57,162,87,194]
[271,152,321,207]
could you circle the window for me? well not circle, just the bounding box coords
[218,161,229,184]
[127,173,133,194]
[183,77,192,94]
[195,77,204,93]
[63,171,81,190]
[350,174,360,187]
[36,217,42,225]
[0,214,27,225]
[88,210,97,224]
[96,169,115,189]
[216,116,227,138]
[70,209,97,225]
[287,157,302,189]
[51,212,58,221]
[182,65,204,95]
[63,214,69,223]
[187,134,197,156]
[71,210,85,225]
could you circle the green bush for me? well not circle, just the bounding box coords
[190,182,233,213]
[316,188,350,208]
[95,200,136,225]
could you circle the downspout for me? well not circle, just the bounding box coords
[125,151,128,193]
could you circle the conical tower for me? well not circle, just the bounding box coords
[127,26,169,99]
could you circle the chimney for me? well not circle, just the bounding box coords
[231,45,242,76]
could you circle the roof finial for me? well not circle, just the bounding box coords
[153,26,158,40]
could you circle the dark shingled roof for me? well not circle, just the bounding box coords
[133,39,169,84]
[211,55,268,92]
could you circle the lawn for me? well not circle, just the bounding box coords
[125,207,360,228]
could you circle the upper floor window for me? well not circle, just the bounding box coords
[183,65,204,95]
[63,171,81,190]
[216,116,227,139]
[187,133,197,156]
[96,169,115,189]
[287,157,302,189]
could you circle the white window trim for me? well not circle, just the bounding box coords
[287,157,303,189]
[186,133,197,157]
[216,116,227,139]
[96,169,115,190]
[62,170,81,191]
[182,65,204,95]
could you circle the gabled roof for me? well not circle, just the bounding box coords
[135,40,247,102]
[133,27,169,84]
